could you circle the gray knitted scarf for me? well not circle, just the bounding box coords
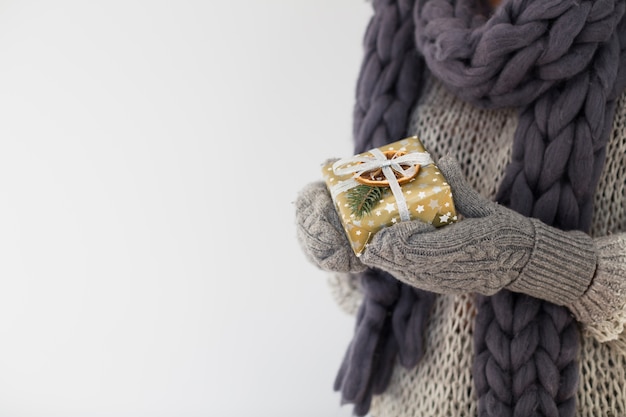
[335,0,626,415]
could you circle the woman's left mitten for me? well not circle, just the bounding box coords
[359,156,598,306]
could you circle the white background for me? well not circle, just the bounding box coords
[0,1,373,416]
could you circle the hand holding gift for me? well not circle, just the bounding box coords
[296,145,599,307]
[295,136,457,272]
[322,137,458,257]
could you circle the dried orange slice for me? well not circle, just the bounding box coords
[354,150,420,186]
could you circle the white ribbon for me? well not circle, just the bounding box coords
[331,148,433,221]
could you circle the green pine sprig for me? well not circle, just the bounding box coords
[346,184,388,219]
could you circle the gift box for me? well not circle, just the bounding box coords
[322,136,457,256]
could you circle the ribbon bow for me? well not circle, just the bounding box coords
[332,148,433,222]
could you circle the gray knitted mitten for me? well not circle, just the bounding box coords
[295,181,366,274]
[295,156,599,306]
[360,156,597,305]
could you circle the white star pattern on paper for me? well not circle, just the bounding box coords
[328,140,461,253]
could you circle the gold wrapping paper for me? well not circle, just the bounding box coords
[322,136,457,256]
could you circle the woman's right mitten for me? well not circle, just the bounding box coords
[295,181,366,273]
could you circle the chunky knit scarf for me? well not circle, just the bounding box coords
[335,0,626,415]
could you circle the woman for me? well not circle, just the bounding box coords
[295,0,626,416]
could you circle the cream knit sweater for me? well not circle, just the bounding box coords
[328,76,626,416]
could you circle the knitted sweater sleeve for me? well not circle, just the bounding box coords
[327,272,363,316]
[567,233,626,342]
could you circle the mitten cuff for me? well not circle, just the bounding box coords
[508,219,597,306]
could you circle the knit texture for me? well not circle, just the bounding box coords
[508,219,596,305]
[327,0,626,414]
[410,0,626,414]
[328,273,363,316]
[568,233,626,341]
[328,77,626,416]
[295,181,367,274]
[332,1,436,414]
[357,156,598,304]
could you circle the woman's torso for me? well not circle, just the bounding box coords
[364,75,626,417]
